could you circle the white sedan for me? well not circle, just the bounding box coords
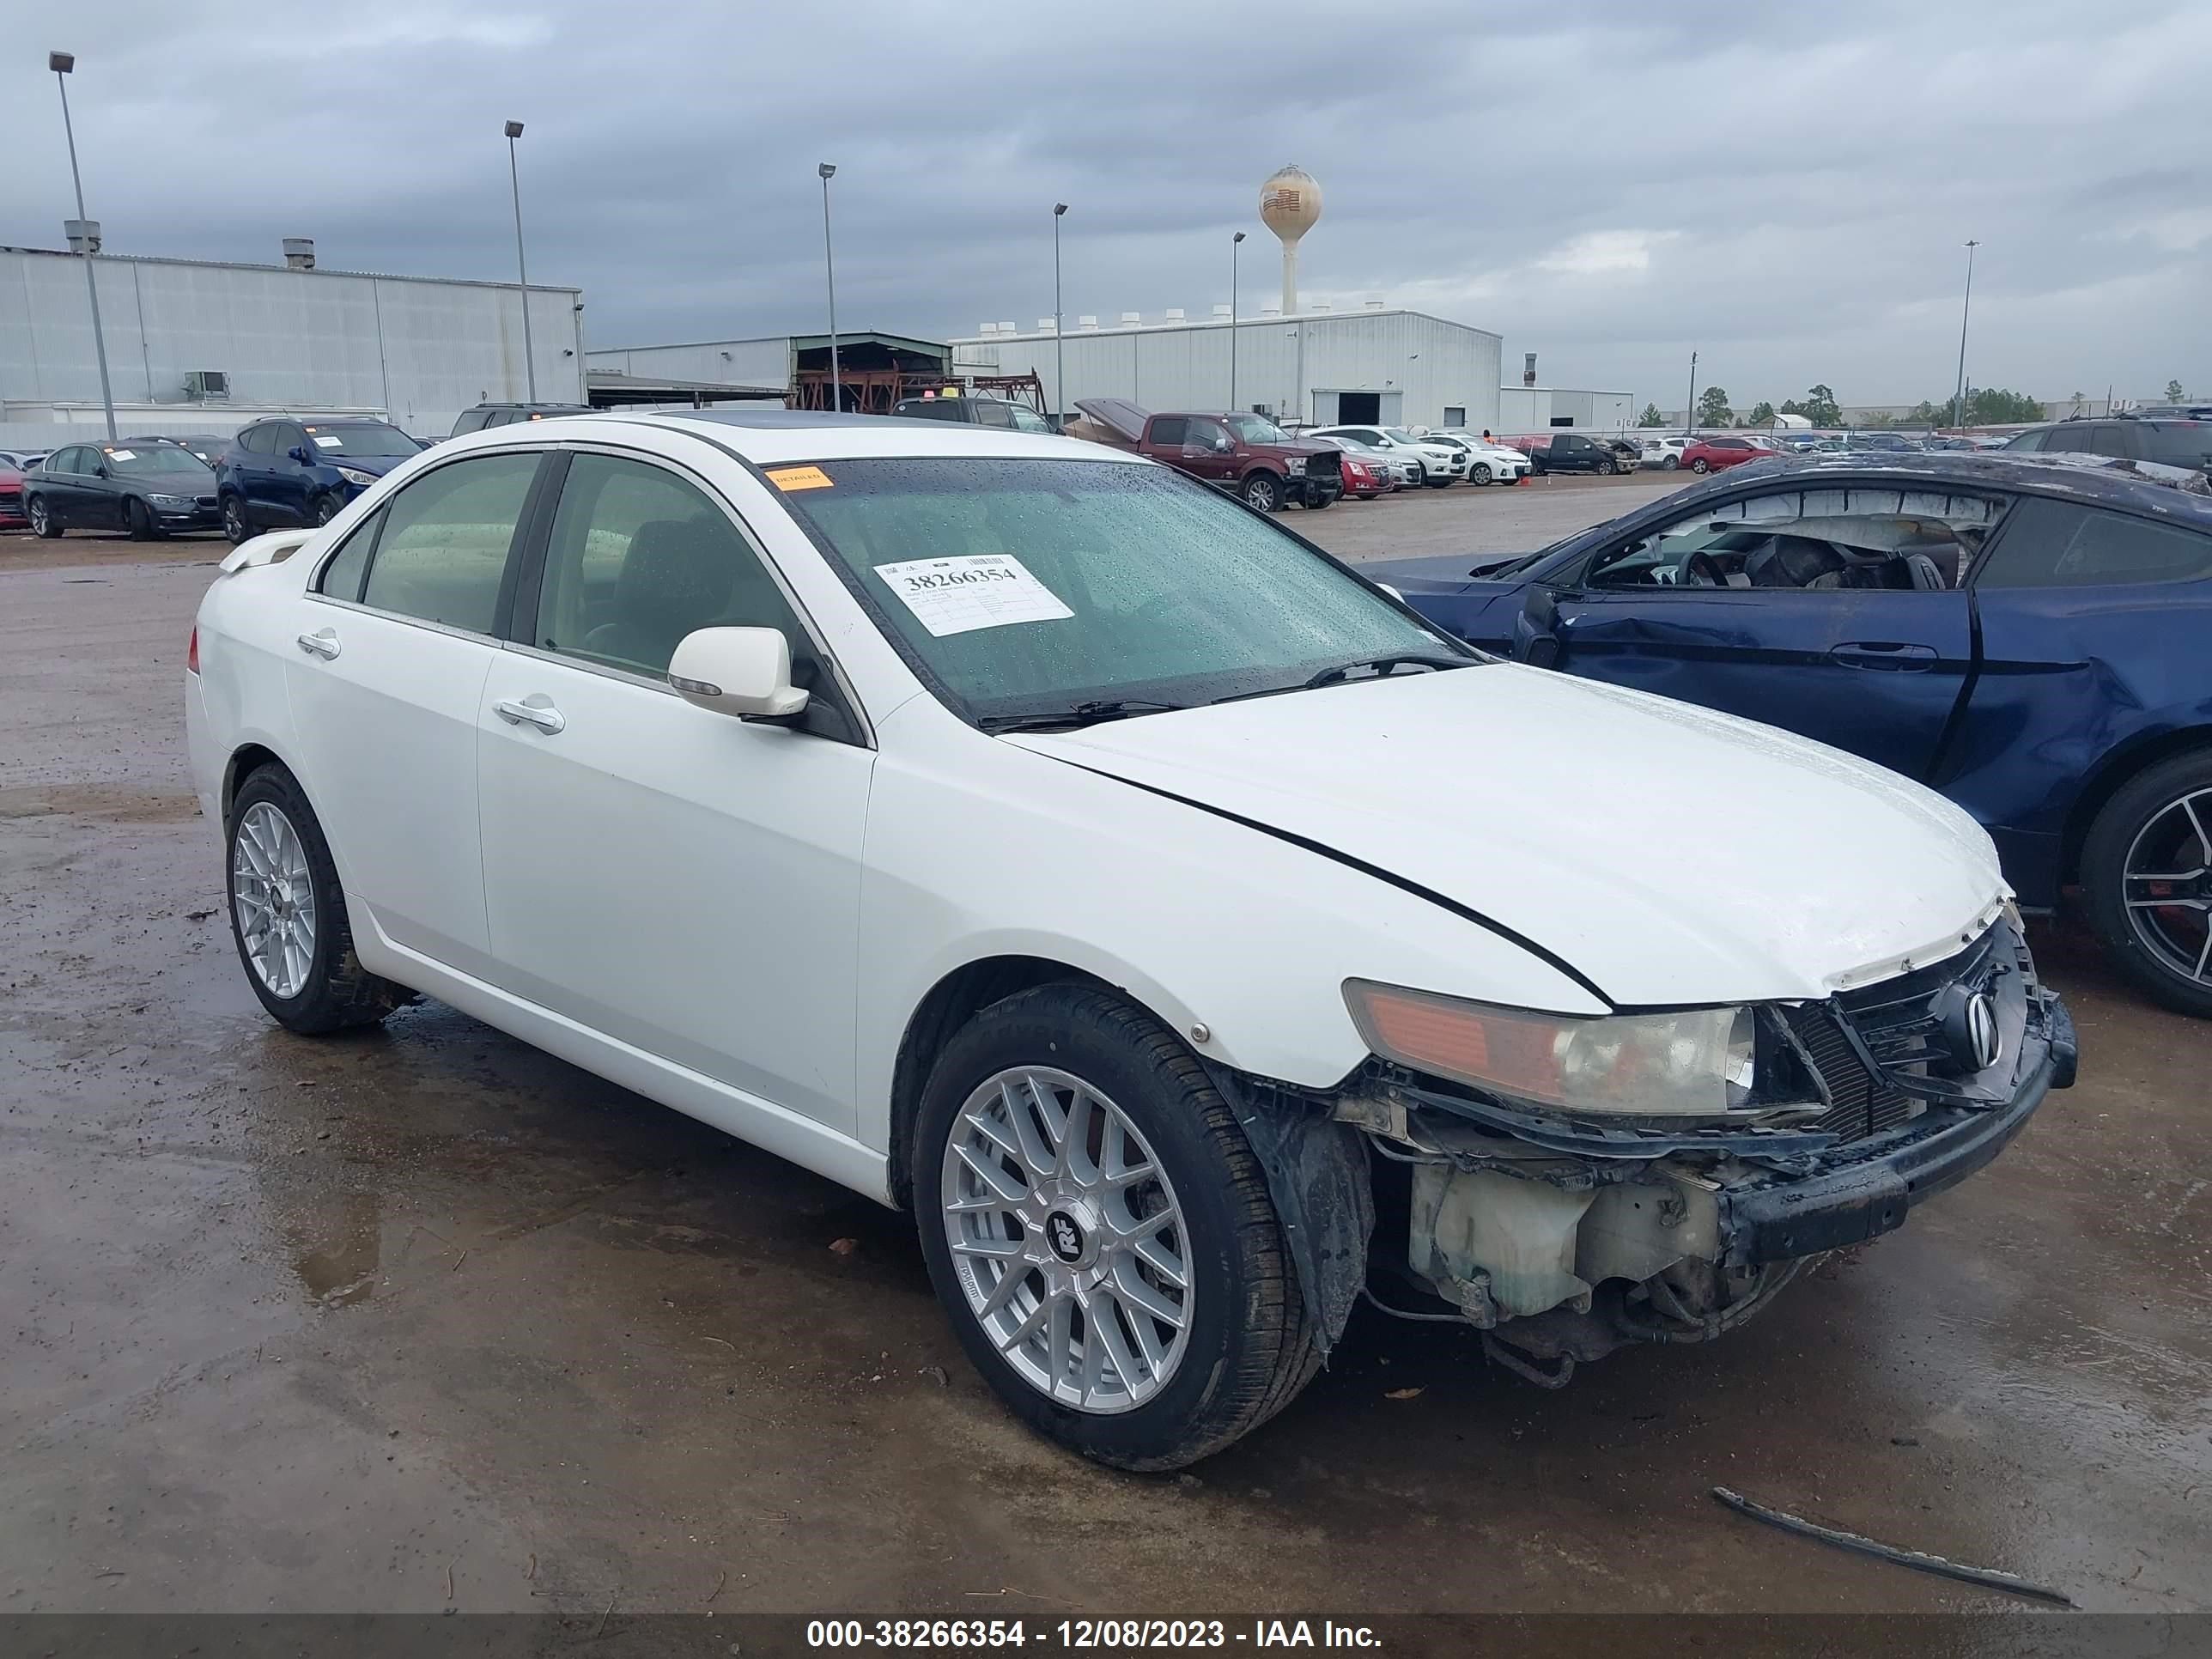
[187,411,2071,1468]
[1309,424,1468,486]
[1431,431,1534,484]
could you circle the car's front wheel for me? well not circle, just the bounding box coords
[222,495,251,544]
[312,494,343,526]
[226,764,410,1034]
[1690,457,1711,473]
[27,496,61,538]
[1242,472,1282,512]
[1596,457,1617,475]
[1470,462,1492,485]
[2083,750,2212,1018]
[125,497,161,540]
[915,985,1318,1469]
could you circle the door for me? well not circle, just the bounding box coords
[38,447,90,526]
[476,449,872,1132]
[228,424,277,526]
[1948,496,2212,901]
[283,448,545,977]
[1182,417,1236,482]
[1528,480,1989,781]
[266,423,314,524]
[1337,392,1381,426]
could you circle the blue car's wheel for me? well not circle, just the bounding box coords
[2085,749,2212,1018]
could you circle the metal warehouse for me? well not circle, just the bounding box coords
[950,307,1504,431]
[0,240,584,447]
[584,331,953,412]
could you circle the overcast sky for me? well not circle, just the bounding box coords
[2,1,2203,409]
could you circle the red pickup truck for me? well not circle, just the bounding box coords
[1073,398,1343,511]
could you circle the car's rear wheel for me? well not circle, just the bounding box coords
[1690,457,1711,473]
[915,984,1319,1469]
[1242,472,1282,513]
[1470,463,1492,485]
[28,497,61,538]
[226,764,410,1035]
[2083,750,2212,1018]
[125,497,160,540]
[1663,454,1681,471]
[222,496,250,544]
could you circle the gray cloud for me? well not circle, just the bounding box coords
[2,0,2203,407]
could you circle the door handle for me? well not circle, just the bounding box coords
[1830,641,1937,672]
[494,696,566,734]
[295,628,341,659]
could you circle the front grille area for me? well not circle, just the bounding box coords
[1782,918,2022,1143]
[196,495,218,508]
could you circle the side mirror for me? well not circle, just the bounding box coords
[1213,436,1234,453]
[289,445,313,465]
[668,627,811,723]
[94,464,111,478]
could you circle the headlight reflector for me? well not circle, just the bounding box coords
[1345,980,1755,1117]
[337,466,378,487]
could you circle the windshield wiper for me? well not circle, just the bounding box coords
[979,698,1188,734]
[1302,653,1470,690]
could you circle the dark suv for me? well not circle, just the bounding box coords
[214,417,422,543]
[2006,417,2212,474]
[891,393,1054,433]
[449,403,593,438]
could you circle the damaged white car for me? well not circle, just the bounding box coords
[186,411,2076,1469]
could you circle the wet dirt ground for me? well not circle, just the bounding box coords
[3,524,2208,1619]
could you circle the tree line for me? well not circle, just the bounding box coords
[1631,382,2165,429]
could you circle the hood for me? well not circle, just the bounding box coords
[1364,554,1536,592]
[1008,665,2005,1008]
[319,451,410,477]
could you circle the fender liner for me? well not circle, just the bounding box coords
[1204,1064,1372,1357]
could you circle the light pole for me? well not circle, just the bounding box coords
[1230,230,1245,410]
[49,52,117,441]
[1952,239,1979,429]
[1052,204,1068,422]
[819,163,841,412]
[1685,349,1698,435]
[503,120,538,400]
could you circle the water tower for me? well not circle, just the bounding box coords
[1259,165,1322,316]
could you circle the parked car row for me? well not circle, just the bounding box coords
[189,408,2075,1471]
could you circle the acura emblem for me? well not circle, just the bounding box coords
[1963,992,2002,1072]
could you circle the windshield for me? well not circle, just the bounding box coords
[302,423,417,457]
[1224,413,1291,444]
[106,447,213,477]
[1006,404,1053,434]
[1382,428,1425,445]
[777,457,1471,723]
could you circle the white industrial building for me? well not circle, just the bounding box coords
[1497,384,1638,433]
[951,306,1505,431]
[0,240,584,447]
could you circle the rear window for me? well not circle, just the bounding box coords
[1978,499,2212,589]
[2138,423,2212,468]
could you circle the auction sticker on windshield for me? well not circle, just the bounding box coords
[874,554,1074,637]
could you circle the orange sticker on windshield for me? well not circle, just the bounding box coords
[766,465,833,491]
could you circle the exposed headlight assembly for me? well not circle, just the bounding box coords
[337,466,379,487]
[1345,979,1755,1118]
[148,493,191,508]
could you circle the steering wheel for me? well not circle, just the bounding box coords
[1681,551,1728,587]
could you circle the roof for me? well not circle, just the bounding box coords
[482,409,1141,470]
[1685,450,2212,525]
[0,244,580,295]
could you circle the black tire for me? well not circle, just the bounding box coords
[222,495,251,545]
[1663,454,1681,471]
[1597,458,1617,475]
[1425,474,1454,489]
[225,763,410,1035]
[1304,490,1334,510]
[1690,457,1711,474]
[27,495,62,538]
[125,497,160,541]
[2081,749,2212,1018]
[913,984,1320,1470]
[312,494,342,526]
[1242,472,1282,513]
[1470,463,1492,485]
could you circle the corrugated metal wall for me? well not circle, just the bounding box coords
[1496,386,1638,433]
[0,249,585,437]
[953,310,1502,428]
[584,337,794,391]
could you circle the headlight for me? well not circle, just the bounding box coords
[148,493,191,508]
[1284,456,1306,473]
[336,466,378,487]
[1345,980,1755,1117]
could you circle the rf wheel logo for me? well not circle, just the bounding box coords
[1046,1211,1085,1264]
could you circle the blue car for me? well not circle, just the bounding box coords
[215,416,422,544]
[1370,451,2212,1016]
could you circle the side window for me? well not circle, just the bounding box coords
[1588,487,2000,592]
[1187,419,1231,449]
[971,401,1015,428]
[452,410,489,435]
[276,425,311,459]
[359,452,539,633]
[238,425,272,456]
[531,453,807,679]
[1149,417,1188,447]
[1976,499,2212,590]
[2004,429,2045,452]
[316,506,386,601]
[49,446,84,475]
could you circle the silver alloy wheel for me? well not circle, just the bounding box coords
[28,499,49,535]
[941,1066,1193,1414]
[1470,462,1492,484]
[2123,787,2212,983]
[232,801,319,999]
